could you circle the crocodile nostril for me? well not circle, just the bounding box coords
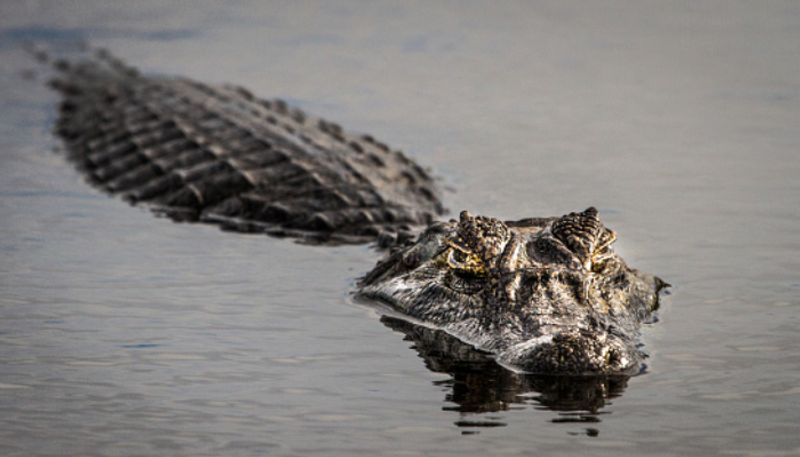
[606,348,621,367]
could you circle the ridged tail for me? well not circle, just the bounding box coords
[38,47,444,245]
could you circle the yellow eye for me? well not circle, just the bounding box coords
[450,249,468,263]
[443,242,487,276]
[589,229,617,270]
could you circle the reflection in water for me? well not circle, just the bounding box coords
[381,316,629,431]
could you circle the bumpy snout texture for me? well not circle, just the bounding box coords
[503,331,638,374]
[358,208,665,375]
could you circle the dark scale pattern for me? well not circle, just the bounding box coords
[49,50,444,244]
[551,207,607,266]
[453,211,511,263]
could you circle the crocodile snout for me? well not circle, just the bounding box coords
[506,331,639,375]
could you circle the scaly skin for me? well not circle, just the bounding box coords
[41,48,665,375]
[47,49,443,244]
[358,208,666,374]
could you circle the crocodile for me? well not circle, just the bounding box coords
[38,47,666,375]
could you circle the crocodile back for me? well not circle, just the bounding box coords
[49,50,444,244]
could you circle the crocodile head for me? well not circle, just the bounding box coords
[357,208,666,375]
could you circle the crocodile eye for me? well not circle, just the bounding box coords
[450,249,468,263]
[443,245,487,276]
[435,244,487,294]
[551,207,618,271]
[447,248,471,269]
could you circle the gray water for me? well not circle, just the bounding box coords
[1,1,798,456]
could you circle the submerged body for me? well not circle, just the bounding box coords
[41,48,665,375]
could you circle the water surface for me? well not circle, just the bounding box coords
[1,1,798,456]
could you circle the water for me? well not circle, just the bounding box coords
[1,1,798,455]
